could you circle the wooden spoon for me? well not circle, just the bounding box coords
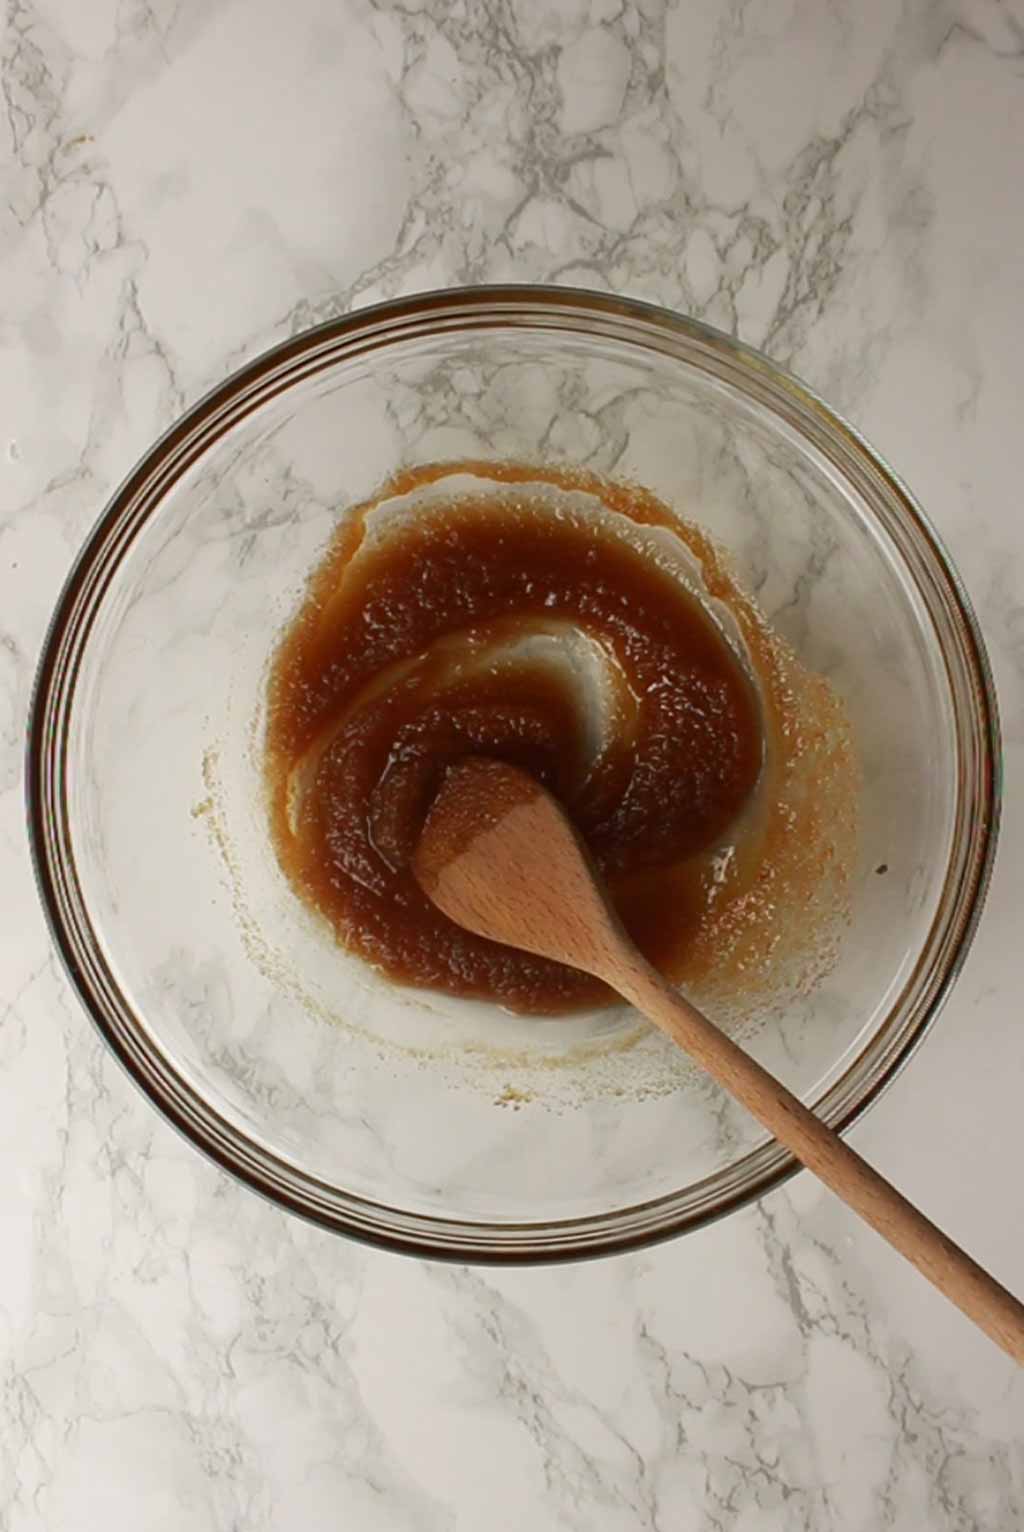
[414,757,1024,1365]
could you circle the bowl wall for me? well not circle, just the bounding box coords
[31,290,998,1258]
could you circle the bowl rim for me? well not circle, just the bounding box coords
[27,283,1002,1263]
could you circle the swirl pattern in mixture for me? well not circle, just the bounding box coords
[265,463,857,1015]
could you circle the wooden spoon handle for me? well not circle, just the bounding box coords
[619,962,1024,1365]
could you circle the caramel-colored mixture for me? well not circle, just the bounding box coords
[265,463,857,1014]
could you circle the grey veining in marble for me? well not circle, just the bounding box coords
[2,0,1023,1527]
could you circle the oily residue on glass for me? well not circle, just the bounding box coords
[265,462,858,1015]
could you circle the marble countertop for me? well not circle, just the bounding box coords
[3,0,1023,1526]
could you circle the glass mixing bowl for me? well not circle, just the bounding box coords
[29,287,999,1261]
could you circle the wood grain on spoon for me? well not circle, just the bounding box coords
[414,757,1024,1367]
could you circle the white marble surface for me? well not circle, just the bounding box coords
[3,0,1023,1525]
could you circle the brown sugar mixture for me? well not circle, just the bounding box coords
[265,463,858,1015]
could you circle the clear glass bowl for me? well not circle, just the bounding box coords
[29,287,1000,1261]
